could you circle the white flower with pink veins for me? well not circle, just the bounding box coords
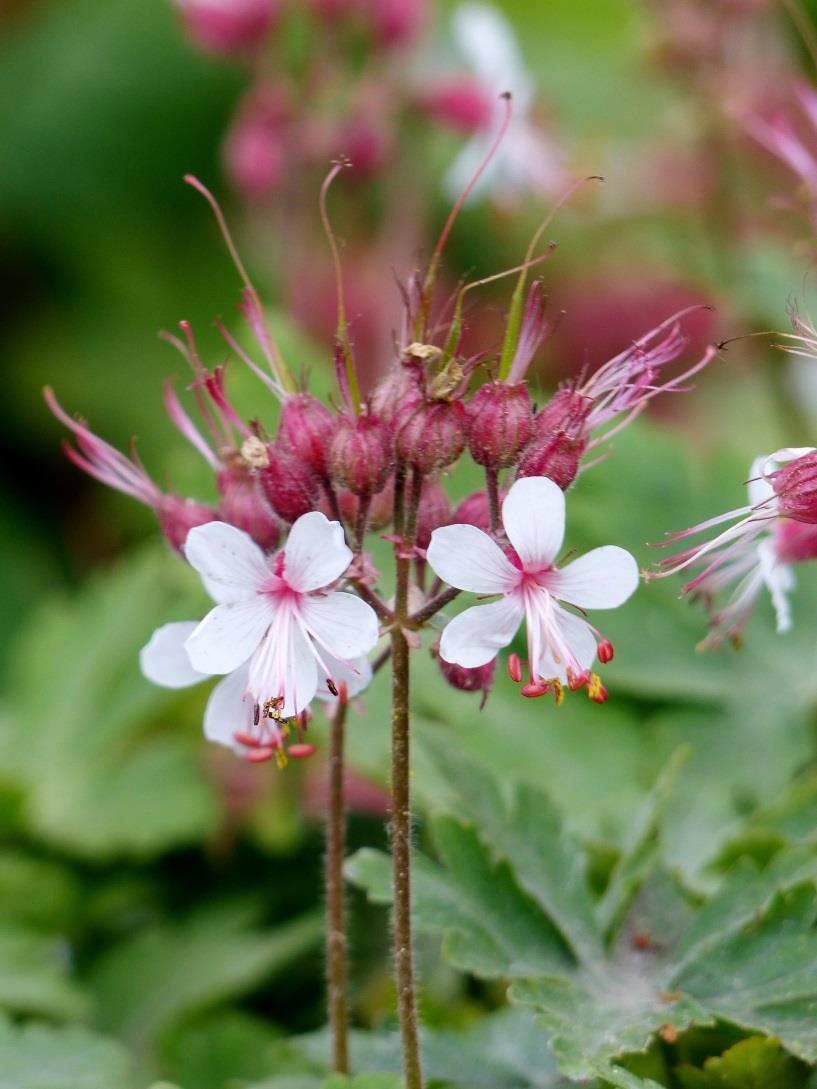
[427,476,638,700]
[140,514,378,758]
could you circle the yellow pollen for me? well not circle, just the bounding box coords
[275,748,288,770]
[587,673,604,701]
[552,680,564,706]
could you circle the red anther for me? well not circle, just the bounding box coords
[567,669,591,691]
[288,743,317,759]
[245,746,276,763]
[597,639,615,664]
[337,680,349,704]
[233,731,263,748]
[326,678,339,697]
[521,681,551,698]
[507,653,523,683]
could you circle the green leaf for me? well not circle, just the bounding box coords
[352,742,817,1084]
[0,1017,135,1089]
[0,922,88,1021]
[1,546,216,858]
[160,1009,284,1089]
[675,1035,810,1089]
[88,902,322,1057]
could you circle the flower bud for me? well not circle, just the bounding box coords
[224,112,286,203]
[533,387,591,438]
[370,365,424,425]
[772,451,817,522]
[366,0,426,48]
[157,496,218,553]
[329,413,393,496]
[396,401,467,473]
[416,480,451,550]
[217,468,281,550]
[175,0,279,55]
[452,490,495,533]
[517,431,587,491]
[278,393,335,478]
[259,443,320,523]
[339,478,395,533]
[468,382,533,470]
[774,519,817,564]
[439,656,495,707]
[421,77,494,133]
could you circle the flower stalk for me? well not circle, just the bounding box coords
[326,687,350,1075]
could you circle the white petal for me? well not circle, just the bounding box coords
[554,546,639,610]
[758,540,795,633]
[502,477,565,568]
[439,596,523,668]
[247,617,319,718]
[300,592,380,660]
[283,512,352,592]
[185,598,271,675]
[535,608,597,683]
[452,2,530,98]
[203,666,252,752]
[317,654,373,701]
[139,621,203,688]
[184,521,269,604]
[427,524,518,593]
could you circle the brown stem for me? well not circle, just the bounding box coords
[390,624,423,1089]
[322,478,345,526]
[389,460,424,1089]
[326,694,350,1074]
[349,579,393,624]
[485,467,500,533]
[407,585,461,628]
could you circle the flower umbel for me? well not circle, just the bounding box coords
[426,476,638,699]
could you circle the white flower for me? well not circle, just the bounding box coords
[444,2,567,204]
[140,621,372,755]
[426,476,638,697]
[140,514,379,752]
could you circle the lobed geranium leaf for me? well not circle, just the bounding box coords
[674,1035,810,1088]
[0,922,88,1021]
[350,742,817,1083]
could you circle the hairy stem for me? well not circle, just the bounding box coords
[486,467,500,533]
[389,460,423,1089]
[326,695,350,1074]
[407,585,461,628]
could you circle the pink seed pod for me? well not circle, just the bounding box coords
[339,477,395,533]
[468,382,533,470]
[774,519,817,564]
[533,387,591,439]
[771,451,817,522]
[370,365,424,425]
[259,443,321,523]
[328,413,393,496]
[217,468,281,550]
[396,401,467,473]
[415,480,452,550]
[224,113,286,203]
[277,393,336,478]
[452,490,496,533]
[365,0,426,48]
[420,76,494,134]
[438,655,496,707]
[516,431,587,491]
[157,496,218,553]
[175,0,279,55]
